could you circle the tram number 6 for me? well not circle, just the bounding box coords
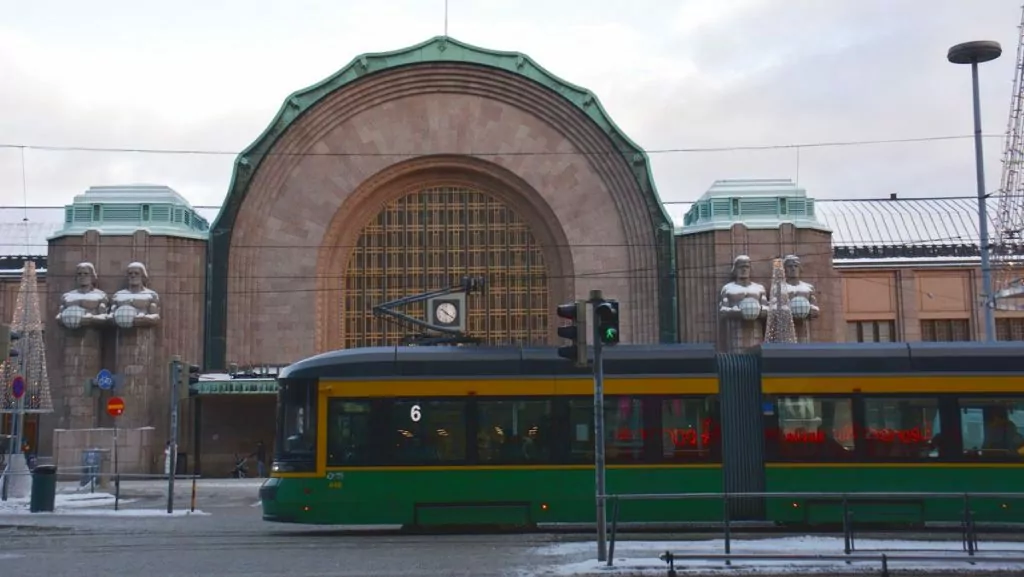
[410,404,422,422]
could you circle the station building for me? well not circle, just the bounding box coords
[0,37,1016,476]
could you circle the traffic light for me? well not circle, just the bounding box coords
[556,300,588,366]
[188,364,200,397]
[0,324,20,361]
[177,362,202,399]
[593,299,620,346]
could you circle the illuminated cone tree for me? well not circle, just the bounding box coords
[764,258,798,345]
[0,262,52,413]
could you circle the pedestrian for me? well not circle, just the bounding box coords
[250,440,267,477]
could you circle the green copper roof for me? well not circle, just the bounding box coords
[212,35,670,232]
[678,178,830,235]
[51,185,210,241]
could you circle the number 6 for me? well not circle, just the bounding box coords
[410,404,421,422]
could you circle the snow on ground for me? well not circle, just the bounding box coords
[528,536,1024,576]
[0,491,207,516]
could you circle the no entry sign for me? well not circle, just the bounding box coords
[107,396,125,418]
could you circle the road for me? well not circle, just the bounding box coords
[0,482,1019,576]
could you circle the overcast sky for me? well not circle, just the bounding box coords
[0,0,1021,209]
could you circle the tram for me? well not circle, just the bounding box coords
[258,342,1024,528]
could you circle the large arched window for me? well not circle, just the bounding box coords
[340,186,550,348]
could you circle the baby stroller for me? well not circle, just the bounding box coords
[230,454,249,478]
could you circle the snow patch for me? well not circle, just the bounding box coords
[528,536,1024,576]
[56,508,210,517]
[0,492,136,515]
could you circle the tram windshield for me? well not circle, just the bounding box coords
[274,379,317,472]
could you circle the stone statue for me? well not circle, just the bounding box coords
[56,262,110,329]
[782,255,820,320]
[719,255,768,321]
[109,262,161,328]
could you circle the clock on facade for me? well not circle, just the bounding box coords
[435,302,458,325]
[432,300,461,328]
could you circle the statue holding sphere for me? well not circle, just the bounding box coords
[109,262,161,329]
[56,262,110,330]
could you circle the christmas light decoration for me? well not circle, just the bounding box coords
[0,262,52,413]
[764,258,798,344]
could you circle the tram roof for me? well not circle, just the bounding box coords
[278,344,719,380]
[758,341,1024,375]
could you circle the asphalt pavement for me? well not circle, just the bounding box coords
[0,481,1019,577]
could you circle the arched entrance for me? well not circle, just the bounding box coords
[315,156,574,352]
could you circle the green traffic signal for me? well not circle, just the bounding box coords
[594,300,620,346]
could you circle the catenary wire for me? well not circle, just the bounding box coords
[0,134,1006,157]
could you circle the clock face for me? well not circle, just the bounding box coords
[435,302,458,324]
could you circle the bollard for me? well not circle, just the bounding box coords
[190,477,197,512]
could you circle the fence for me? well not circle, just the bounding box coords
[0,465,203,513]
[602,491,1024,575]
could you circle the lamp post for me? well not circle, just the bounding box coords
[948,40,1002,342]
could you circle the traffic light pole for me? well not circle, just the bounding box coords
[168,356,180,514]
[590,290,608,563]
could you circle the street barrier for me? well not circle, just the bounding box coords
[600,491,1024,574]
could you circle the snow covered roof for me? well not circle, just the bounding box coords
[0,205,221,257]
[0,195,999,264]
[667,195,994,248]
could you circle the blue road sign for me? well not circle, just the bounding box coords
[96,368,114,391]
[11,375,25,399]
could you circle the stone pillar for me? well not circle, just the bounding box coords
[111,329,161,432]
[62,329,104,429]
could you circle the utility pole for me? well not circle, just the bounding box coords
[167,355,180,514]
[589,289,608,563]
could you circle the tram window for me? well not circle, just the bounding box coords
[957,398,1024,460]
[661,397,719,461]
[770,396,854,461]
[569,397,645,463]
[276,380,317,467]
[477,400,552,464]
[326,400,373,466]
[392,400,467,464]
[862,397,940,460]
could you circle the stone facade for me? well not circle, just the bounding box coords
[217,66,665,365]
[208,37,676,368]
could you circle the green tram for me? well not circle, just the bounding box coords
[259,341,1024,528]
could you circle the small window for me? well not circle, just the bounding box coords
[569,397,645,463]
[141,204,150,221]
[477,400,552,464]
[661,397,719,461]
[862,397,940,460]
[958,398,1024,460]
[770,396,854,461]
[392,400,466,464]
[326,400,373,466]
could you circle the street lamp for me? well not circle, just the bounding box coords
[948,40,1002,342]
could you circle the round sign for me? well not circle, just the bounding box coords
[96,368,114,391]
[106,396,125,417]
[11,375,25,400]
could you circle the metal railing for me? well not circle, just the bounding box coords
[601,491,1024,574]
[1,469,203,513]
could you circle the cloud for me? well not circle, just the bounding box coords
[0,0,1020,211]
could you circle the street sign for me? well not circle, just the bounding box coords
[96,369,114,391]
[10,375,24,400]
[106,396,125,418]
